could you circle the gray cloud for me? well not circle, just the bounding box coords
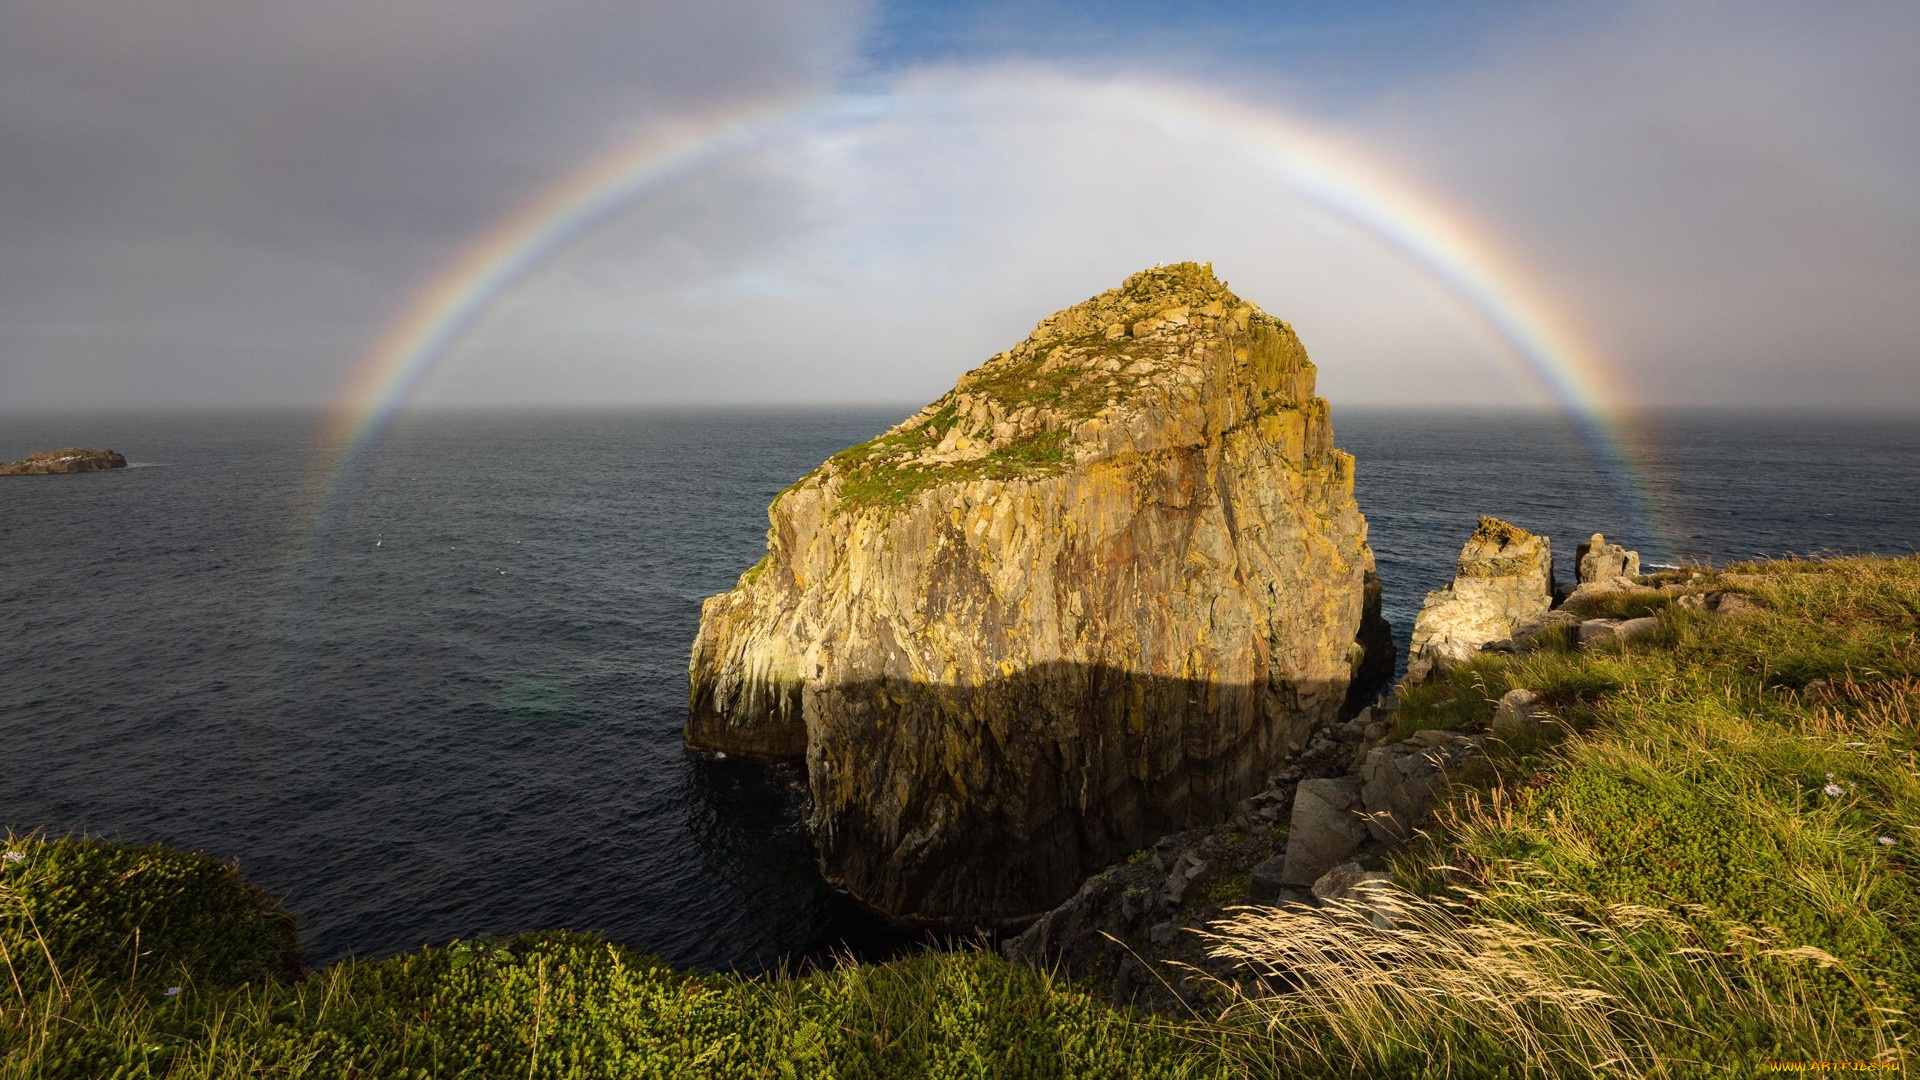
[2,0,1914,412]
[0,0,870,408]
[1348,0,1920,407]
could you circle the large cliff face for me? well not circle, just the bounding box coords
[688,263,1391,924]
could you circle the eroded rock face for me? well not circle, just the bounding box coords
[687,262,1391,924]
[1405,516,1553,680]
[0,448,127,475]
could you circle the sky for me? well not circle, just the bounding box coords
[1,0,1915,415]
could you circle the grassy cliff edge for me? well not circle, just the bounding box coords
[7,553,1916,1076]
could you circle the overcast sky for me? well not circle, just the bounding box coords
[1,0,1915,413]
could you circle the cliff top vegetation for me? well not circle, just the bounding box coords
[802,262,1317,510]
[6,553,1916,1076]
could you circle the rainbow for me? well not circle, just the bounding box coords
[308,71,1661,555]
[315,92,825,481]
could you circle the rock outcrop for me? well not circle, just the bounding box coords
[0,448,127,475]
[1405,517,1553,680]
[687,262,1392,924]
[1576,532,1640,587]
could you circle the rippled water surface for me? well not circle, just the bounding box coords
[2,408,1915,967]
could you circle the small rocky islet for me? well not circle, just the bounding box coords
[0,447,127,475]
[687,261,1392,925]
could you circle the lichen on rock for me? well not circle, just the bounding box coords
[687,262,1391,924]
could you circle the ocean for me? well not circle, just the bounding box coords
[2,408,1915,970]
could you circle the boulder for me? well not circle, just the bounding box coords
[0,448,127,476]
[1359,729,1482,842]
[1712,593,1761,616]
[1406,517,1554,681]
[1311,862,1396,928]
[687,262,1392,924]
[1564,579,1656,610]
[1616,616,1660,643]
[1576,532,1640,586]
[1280,776,1367,886]
[1310,861,1391,903]
[1578,616,1658,648]
[1510,609,1582,650]
[1490,688,1553,739]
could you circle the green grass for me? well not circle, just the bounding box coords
[0,836,300,997]
[1558,588,1676,620]
[2,921,1226,1079]
[1375,554,1920,1070]
[832,427,1071,510]
[7,555,1918,1076]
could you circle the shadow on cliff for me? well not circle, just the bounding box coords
[693,652,1395,928]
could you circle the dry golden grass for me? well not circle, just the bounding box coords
[1190,877,1895,1077]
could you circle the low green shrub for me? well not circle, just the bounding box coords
[0,835,299,997]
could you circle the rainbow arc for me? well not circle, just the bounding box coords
[310,72,1660,559]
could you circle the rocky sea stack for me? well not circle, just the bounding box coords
[687,262,1393,924]
[0,447,127,476]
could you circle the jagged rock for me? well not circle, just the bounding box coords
[686,263,1393,924]
[1280,776,1367,885]
[1406,517,1554,682]
[1359,729,1482,842]
[1000,819,1284,1006]
[0,448,127,476]
[1162,850,1209,907]
[1576,532,1641,586]
[1491,688,1552,739]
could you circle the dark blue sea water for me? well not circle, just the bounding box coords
[2,408,1916,969]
